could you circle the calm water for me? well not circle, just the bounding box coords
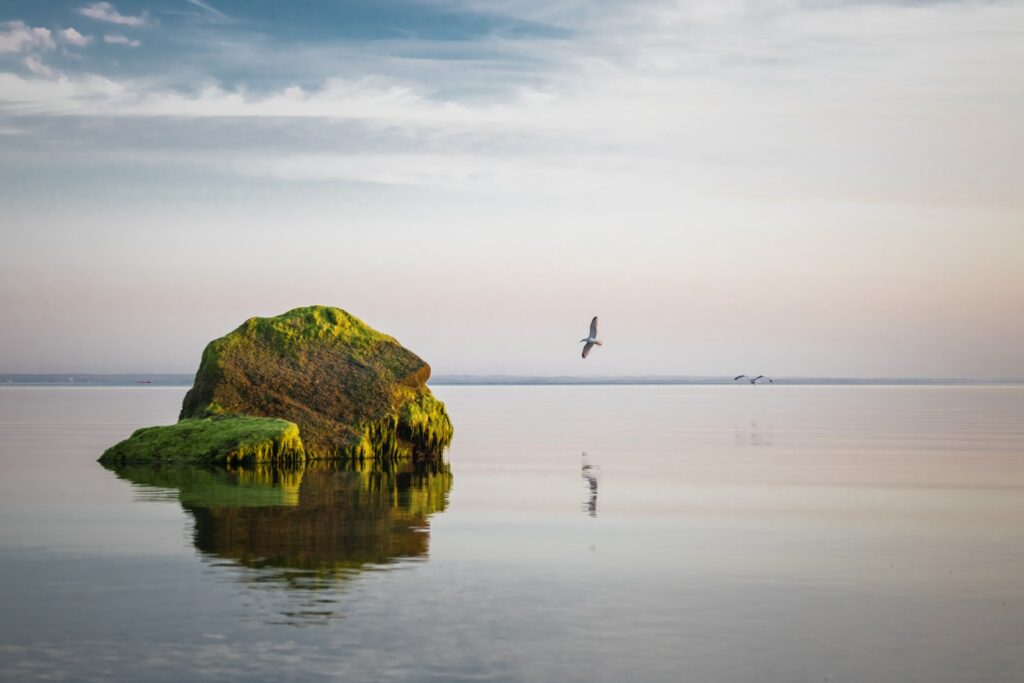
[1,385,1023,682]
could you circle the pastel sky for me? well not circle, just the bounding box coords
[1,0,1022,377]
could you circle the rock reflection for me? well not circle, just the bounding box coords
[106,459,452,621]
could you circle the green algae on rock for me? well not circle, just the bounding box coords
[99,415,304,466]
[179,305,453,460]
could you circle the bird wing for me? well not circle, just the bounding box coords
[767,378,774,383]
[753,375,764,382]
[734,375,747,381]
[582,342,594,358]
[589,316,598,338]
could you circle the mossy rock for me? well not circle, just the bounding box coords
[99,415,304,466]
[179,306,453,460]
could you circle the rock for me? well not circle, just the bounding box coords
[99,306,452,465]
[99,415,304,466]
[178,305,453,460]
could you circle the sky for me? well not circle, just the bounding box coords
[1,0,1022,378]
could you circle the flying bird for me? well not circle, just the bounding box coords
[734,375,773,384]
[580,316,602,358]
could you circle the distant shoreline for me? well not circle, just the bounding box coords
[1,373,1022,387]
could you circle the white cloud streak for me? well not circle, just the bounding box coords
[184,0,232,22]
[0,75,532,131]
[103,33,141,47]
[77,2,150,28]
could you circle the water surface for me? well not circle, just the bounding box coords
[1,385,1023,682]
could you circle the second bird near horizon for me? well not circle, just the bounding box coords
[734,374,773,384]
[580,316,772,383]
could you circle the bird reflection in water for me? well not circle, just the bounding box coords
[106,458,452,625]
[581,451,598,517]
[733,420,774,447]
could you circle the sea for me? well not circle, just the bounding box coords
[1,384,1023,682]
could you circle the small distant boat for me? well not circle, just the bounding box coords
[135,380,153,384]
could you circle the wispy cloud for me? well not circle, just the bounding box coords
[0,21,55,53]
[77,2,150,28]
[0,75,465,122]
[22,56,57,79]
[59,28,93,47]
[103,33,141,47]
[184,0,231,23]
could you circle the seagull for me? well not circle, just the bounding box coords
[734,374,773,384]
[580,316,602,358]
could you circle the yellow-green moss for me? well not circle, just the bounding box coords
[99,415,305,467]
[343,389,454,460]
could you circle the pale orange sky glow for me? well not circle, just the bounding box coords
[1,0,1022,377]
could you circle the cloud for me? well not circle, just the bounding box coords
[0,72,126,111]
[103,34,141,47]
[0,21,55,53]
[1,0,1022,208]
[22,56,57,79]
[0,74,466,122]
[184,0,232,22]
[77,2,150,28]
[59,28,93,47]
[214,146,686,198]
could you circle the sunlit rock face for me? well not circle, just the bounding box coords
[180,305,453,460]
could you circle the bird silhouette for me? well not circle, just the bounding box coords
[734,374,773,384]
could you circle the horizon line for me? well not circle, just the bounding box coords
[2,373,1023,386]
